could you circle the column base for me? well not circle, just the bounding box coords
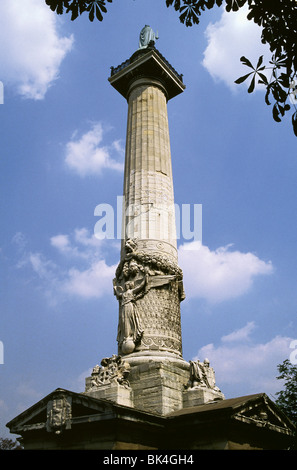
[127,358,190,415]
[84,353,224,416]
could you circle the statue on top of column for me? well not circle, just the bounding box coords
[139,25,159,49]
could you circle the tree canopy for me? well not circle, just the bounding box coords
[275,359,297,449]
[0,437,23,450]
[275,359,297,427]
[45,0,297,136]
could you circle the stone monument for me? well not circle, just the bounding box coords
[6,27,295,450]
[85,25,224,415]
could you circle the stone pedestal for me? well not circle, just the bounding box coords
[84,352,225,416]
[183,387,225,408]
[85,380,133,408]
[126,356,190,415]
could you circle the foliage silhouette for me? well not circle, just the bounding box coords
[45,0,297,136]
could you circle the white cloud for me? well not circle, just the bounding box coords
[65,123,124,176]
[18,231,273,306]
[221,321,256,342]
[74,227,104,248]
[195,325,293,397]
[0,399,8,413]
[50,234,71,253]
[16,382,42,402]
[179,241,273,303]
[62,259,115,299]
[16,228,117,302]
[0,0,73,99]
[55,229,116,298]
[28,252,57,281]
[202,7,271,91]
[50,228,106,259]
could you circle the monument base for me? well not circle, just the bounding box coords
[6,388,295,450]
[7,351,295,450]
[123,356,190,415]
[85,381,133,408]
[83,352,225,416]
[183,386,225,408]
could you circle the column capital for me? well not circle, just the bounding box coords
[109,47,185,101]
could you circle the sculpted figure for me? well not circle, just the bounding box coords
[188,358,221,391]
[114,271,148,354]
[139,25,158,49]
[124,238,137,259]
[189,360,208,388]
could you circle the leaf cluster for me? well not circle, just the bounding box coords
[165,1,297,135]
[45,0,297,136]
[45,0,112,22]
[165,0,247,27]
[233,1,297,136]
[0,437,23,450]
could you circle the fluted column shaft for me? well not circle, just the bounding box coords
[121,78,177,262]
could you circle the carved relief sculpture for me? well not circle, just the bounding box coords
[187,359,221,391]
[113,238,185,355]
[87,355,131,390]
[46,394,72,434]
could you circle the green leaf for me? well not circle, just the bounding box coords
[70,4,79,20]
[292,112,297,137]
[96,4,105,21]
[273,104,281,122]
[248,74,256,93]
[256,55,264,69]
[257,72,268,85]
[240,56,254,69]
[45,0,68,14]
[234,72,252,84]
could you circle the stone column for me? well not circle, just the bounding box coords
[123,78,177,254]
[84,37,224,416]
[110,47,186,360]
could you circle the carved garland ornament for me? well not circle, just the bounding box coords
[115,238,183,282]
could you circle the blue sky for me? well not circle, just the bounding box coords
[1,0,297,439]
